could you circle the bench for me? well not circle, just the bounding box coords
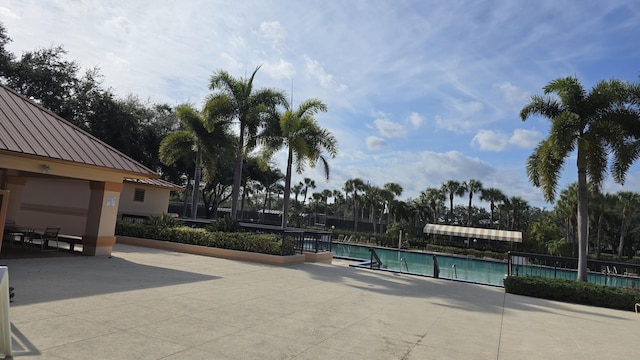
[56,235,83,251]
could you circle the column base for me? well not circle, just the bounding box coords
[82,235,116,256]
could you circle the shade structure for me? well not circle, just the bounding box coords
[423,224,522,243]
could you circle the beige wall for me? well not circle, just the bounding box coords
[119,184,171,218]
[16,178,89,235]
[11,178,171,235]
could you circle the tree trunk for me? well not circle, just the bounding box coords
[191,150,202,220]
[576,150,589,282]
[281,149,293,228]
[181,175,191,218]
[617,216,627,259]
[230,124,245,218]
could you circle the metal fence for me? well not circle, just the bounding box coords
[507,251,640,289]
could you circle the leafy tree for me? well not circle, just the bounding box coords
[207,66,287,219]
[0,23,14,77]
[260,98,337,228]
[521,76,639,280]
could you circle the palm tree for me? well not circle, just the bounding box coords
[420,187,445,224]
[291,182,303,209]
[464,179,483,227]
[441,180,465,225]
[505,196,529,231]
[383,182,403,224]
[321,189,333,216]
[301,177,316,208]
[556,183,578,255]
[260,98,337,228]
[344,178,366,231]
[159,104,233,219]
[520,76,639,281]
[207,66,287,219]
[616,191,637,259]
[479,187,506,229]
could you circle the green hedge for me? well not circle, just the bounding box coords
[504,276,640,311]
[115,222,295,256]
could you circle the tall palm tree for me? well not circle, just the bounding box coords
[479,187,506,229]
[616,191,637,259]
[441,180,465,225]
[321,189,333,216]
[207,66,287,219]
[301,177,316,207]
[260,98,337,228]
[344,178,366,231]
[420,187,445,224]
[556,183,578,255]
[507,196,529,231]
[383,182,403,224]
[292,182,304,209]
[521,76,639,281]
[464,179,483,227]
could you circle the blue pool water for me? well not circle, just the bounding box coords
[331,242,508,286]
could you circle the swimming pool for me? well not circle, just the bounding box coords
[331,242,508,286]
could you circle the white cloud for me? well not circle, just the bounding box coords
[471,128,543,152]
[509,129,542,148]
[262,59,295,80]
[374,119,407,139]
[435,115,475,134]
[303,55,347,92]
[366,136,387,150]
[494,82,530,104]
[471,130,510,152]
[0,6,19,19]
[408,112,424,128]
[259,21,286,46]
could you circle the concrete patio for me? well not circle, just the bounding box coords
[1,243,639,359]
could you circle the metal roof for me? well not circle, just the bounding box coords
[0,84,156,177]
[124,177,183,190]
[423,224,523,242]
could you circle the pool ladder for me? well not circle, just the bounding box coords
[452,264,457,279]
[400,257,409,272]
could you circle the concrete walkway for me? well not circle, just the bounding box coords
[2,244,639,359]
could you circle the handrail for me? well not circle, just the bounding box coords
[369,248,383,270]
[400,257,409,272]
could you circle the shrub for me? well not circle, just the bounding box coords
[504,276,640,311]
[144,214,181,228]
[206,215,240,232]
[115,221,294,255]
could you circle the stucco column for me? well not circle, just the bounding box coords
[5,176,26,223]
[83,181,123,256]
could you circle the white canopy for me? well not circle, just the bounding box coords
[423,224,522,243]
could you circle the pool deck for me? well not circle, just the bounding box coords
[2,243,640,359]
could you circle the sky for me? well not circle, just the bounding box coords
[2,0,640,209]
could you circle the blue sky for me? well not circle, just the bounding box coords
[2,0,640,208]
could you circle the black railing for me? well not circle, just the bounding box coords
[238,222,332,255]
[369,248,383,270]
[507,251,640,289]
